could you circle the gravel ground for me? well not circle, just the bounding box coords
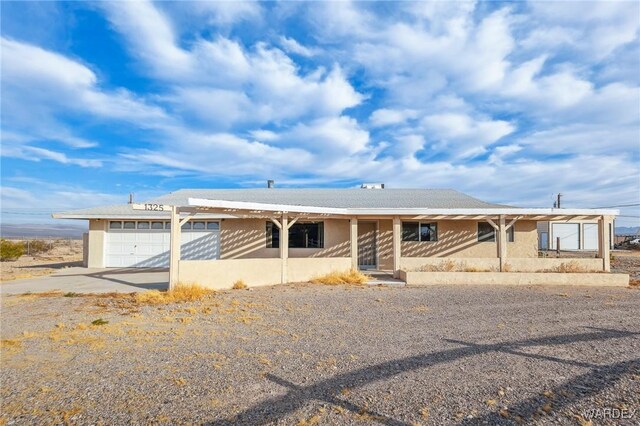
[1,284,639,425]
[612,252,640,282]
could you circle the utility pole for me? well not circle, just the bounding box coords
[556,193,562,209]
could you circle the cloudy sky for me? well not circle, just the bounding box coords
[1,1,639,227]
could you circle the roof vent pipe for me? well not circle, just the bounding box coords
[361,183,385,189]
[267,180,275,189]
[128,193,134,204]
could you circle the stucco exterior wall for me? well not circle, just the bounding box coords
[179,257,352,289]
[219,218,350,259]
[400,220,538,259]
[400,271,628,287]
[87,219,106,268]
[399,257,604,272]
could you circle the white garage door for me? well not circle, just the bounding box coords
[583,223,599,250]
[105,220,220,268]
[551,223,580,250]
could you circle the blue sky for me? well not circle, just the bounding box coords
[1,1,639,227]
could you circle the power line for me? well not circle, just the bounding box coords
[593,203,640,208]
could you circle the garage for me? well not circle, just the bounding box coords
[550,223,580,250]
[583,223,599,250]
[105,220,220,268]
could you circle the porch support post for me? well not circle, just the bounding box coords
[392,216,401,278]
[350,217,358,270]
[281,213,289,283]
[598,215,610,272]
[169,206,181,290]
[498,215,507,272]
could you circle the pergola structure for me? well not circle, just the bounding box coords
[132,199,617,290]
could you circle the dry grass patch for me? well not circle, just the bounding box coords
[418,260,458,272]
[133,283,215,305]
[0,339,22,354]
[311,269,368,285]
[232,280,247,290]
[551,261,588,273]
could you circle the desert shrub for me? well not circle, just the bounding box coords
[64,292,80,298]
[133,283,215,305]
[0,240,25,261]
[463,266,492,272]
[28,239,50,255]
[311,269,369,285]
[418,260,458,272]
[232,280,247,290]
[552,261,586,273]
[91,318,109,326]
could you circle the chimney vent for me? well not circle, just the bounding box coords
[128,193,134,204]
[267,180,275,189]
[361,183,385,189]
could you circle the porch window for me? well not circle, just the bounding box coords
[402,222,437,242]
[477,222,514,242]
[266,221,324,248]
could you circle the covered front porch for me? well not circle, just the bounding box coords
[133,200,616,290]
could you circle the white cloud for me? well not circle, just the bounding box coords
[282,116,370,155]
[421,113,515,158]
[369,108,419,127]
[1,144,102,168]
[279,36,318,57]
[488,144,523,165]
[102,1,363,129]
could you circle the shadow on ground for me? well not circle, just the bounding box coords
[206,327,639,425]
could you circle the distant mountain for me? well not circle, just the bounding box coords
[1,223,86,239]
[616,226,640,236]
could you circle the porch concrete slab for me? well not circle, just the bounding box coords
[366,271,406,287]
[0,267,168,295]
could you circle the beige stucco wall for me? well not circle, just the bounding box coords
[400,257,604,272]
[219,218,350,259]
[180,258,281,289]
[87,219,106,268]
[401,220,538,259]
[179,257,352,289]
[288,257,352,282]
[400,270,629,287]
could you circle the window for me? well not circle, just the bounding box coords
[181,222,192,230]
[290,222,323,248]
[477,222,514,242]
[137,221,150,229]
[192,221,206,230]
[109,221,122,229]
[165,222,171,229]
[207,222,220,230]
[266,221,324,248]
[266,222,280,248]
[151,221,164,229]
[123,221,135,229]
[402,222,437,242]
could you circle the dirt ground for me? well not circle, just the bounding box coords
[611,251,640,282]
[0,240,83,282]
[1,284,638,425]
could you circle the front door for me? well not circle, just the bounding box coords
[358,221,377,269]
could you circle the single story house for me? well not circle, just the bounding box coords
[53,186,618,289]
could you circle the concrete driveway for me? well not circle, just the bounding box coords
[0,267,168,295]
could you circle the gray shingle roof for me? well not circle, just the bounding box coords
[53,188,509,219]
[149,188,507,209]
